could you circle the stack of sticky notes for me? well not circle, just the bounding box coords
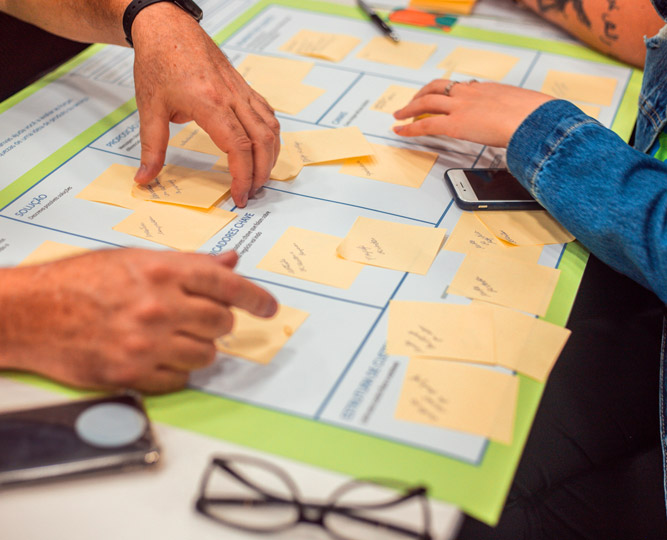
[408,0,478,16]
[78,163,237,251]
[170,124,378,182]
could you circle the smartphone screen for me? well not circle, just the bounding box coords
[0,393,160,486]
[444,168,541,210]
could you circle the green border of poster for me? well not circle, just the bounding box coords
[1,0,639,525]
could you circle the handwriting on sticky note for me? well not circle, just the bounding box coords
[257,227,363,289]
[395,358,519,444]
[444,212,542,263]
[338,143,437,188]
[387,301,495,364]
[131,164,231,209]
[168,122,224,157]
[19,241,90,266]
[438,47,519,81]
[448,253,560,316]
[282,126,374,165]
[113,202,236,251]
[280,30,361,62]
[371,85,418,114]
[216,304,309,364]
[357,37,437,69]
[480,301,571,381]
[77,163,143,210]
[474,210,574,246]
[541,70,617,106]
[337,216,446,275]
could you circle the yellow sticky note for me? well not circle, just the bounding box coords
[371,85,418,114]
[339,143,437,188]
[541,70,618,106]
[387,301,495,364]
[131,165,231,209]
[357,37,437,69]
[77,163,143,210]
[444,212,542,263]
[249,78,326,115]
[216,304,309,365]
[475,210,575,246]
[280,30,361,62]
[487,373,520,445]
[282,126,374,165]
[19,241,90,266]
[337,216,446,275]
[448,253,560,316]
[257,227,364,289]
[237,54,314,82]
[438,47,519,81]
[395,358,519,444]
[483,302,571,381]
[169,122,224,157]
[212,145,303,181]
[113,202,236,252]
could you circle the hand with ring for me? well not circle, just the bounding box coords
[393,79,554,148]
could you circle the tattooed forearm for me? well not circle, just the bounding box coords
[601,13,619,42]
[537,0,591,27]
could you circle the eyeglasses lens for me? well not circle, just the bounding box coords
[201,459,299,532]
[325,482,430,540]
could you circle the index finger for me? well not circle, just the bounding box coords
[198,112,254,207]
[183,263,278,318]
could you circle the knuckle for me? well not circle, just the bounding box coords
[233,134,253,152]
[258,128,275,145]
[134,298,170,324]
[120,332,155,358]
[141,261,176,284]
[266,116,280,133]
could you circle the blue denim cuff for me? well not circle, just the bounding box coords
[506,99,597,203]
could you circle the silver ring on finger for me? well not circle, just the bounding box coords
[443,80,459,97]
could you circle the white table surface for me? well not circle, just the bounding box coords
[0,378,462,540]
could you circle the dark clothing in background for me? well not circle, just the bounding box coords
[0,12,87,102]
[457,255,667,539]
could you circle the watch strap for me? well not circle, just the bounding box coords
[122,0,203,47]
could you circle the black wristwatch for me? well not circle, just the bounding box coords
[122,0,203,47]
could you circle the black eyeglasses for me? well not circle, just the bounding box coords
[195,454,434,540]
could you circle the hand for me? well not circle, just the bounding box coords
[131,3,280,207]
[393,79,554,148]
[0,249,277,393]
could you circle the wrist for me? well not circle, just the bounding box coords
[126,0,202,47]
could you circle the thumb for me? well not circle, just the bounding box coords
[135,108,170,184]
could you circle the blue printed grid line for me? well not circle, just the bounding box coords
[0,215,124,249]
[262,186,438,225]
[1,108,137,213]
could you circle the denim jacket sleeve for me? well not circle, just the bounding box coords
[506,99,667,303]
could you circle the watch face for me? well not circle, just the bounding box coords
[175,0,203,21]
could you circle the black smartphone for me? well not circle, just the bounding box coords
[0,392,160,487]
[444,168,542,211]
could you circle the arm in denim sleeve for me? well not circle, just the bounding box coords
[506,99,667,303]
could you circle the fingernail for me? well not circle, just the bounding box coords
[394,126,403,133]
[241,193,248,206]
[135,164,147,180]
[263,298,278,317]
